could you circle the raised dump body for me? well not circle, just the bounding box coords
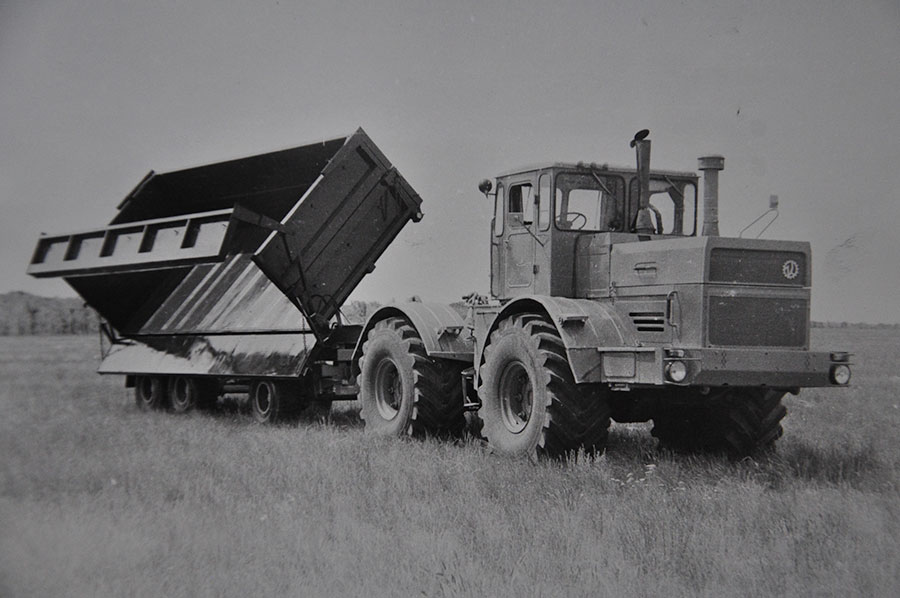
[28,129,422,387]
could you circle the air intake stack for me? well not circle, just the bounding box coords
[698,155,725,236]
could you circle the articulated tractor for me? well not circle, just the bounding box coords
[354,130,851,458]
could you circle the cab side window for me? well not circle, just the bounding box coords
[508,183,534,228]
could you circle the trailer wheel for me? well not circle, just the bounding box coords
[168,377,219,413]
[652,389,787,458]
[250,380,293,424]
[359,317,465,437]
[135,375,168,411]
[169,376,199,413]
[478,313,610,459]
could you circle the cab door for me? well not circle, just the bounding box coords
[505,181,536,292]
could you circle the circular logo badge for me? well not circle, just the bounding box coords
[782,259,800,280]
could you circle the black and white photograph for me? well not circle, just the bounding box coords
[1,1,898,596]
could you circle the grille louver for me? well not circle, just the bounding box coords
[630,311,666,333]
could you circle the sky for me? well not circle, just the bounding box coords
[1,0,898,323]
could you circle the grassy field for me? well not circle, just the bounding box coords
[1,328,898,597]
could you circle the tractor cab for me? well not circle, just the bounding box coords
[484,162,698,300]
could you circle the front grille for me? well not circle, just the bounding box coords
[708,296,807,347]
[710,248,807,286]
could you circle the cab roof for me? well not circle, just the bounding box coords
[496,162,697,180]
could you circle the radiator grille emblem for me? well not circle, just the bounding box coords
[782,259,800,280]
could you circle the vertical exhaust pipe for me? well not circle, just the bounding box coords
[631,129,655,234]
[698,155,725,236]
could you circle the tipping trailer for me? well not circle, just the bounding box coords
[28,128,423,422]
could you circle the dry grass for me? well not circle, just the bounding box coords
[1,329,898,597]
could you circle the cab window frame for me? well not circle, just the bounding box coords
[493,183,505,236]
[553,171,627,233]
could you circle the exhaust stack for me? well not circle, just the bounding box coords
[698,155,725,236]
[631,130,654,234]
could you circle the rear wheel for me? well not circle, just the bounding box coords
[250,380,296,424]
[478,313,610,459]
[135,375,168,411]
[652,388,787,457]
[358,317,465,437]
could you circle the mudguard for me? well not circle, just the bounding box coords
[352,302,475,374]
[475,295,641,384]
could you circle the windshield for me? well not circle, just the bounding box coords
[628,176,698,235]
[554,172,627,231]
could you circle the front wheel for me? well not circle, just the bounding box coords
[652,388,787,458]
[478,313,610,459]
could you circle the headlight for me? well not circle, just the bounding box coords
[830,364,851,385]
[665,360,688,383]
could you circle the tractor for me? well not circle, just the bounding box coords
[354,130,851,458]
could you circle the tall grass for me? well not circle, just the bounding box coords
[1,329,898,597]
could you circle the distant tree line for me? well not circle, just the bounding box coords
[811,321,899,329]
[0,292,98,335]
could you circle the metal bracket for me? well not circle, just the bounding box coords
[558,314,588,327]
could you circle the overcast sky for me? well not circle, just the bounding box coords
[2,0,898,323]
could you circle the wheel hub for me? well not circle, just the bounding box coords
[374,359,402,420]
[498,361,533,434]
[255,384,271,415]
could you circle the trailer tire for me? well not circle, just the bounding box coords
[652,389,787,458]
[168,377,219,413]
[359,317,465,437]
[478,313,610,459]
[135,375,168,411]
[250,380,294,424]
[169,377,198,413]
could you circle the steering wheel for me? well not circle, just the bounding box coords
[559,212,587,230]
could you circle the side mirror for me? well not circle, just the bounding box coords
[478,179,493,197]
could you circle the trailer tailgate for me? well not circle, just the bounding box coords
[253,129,422,339]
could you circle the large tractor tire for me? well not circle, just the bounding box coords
[169,376,219,413]
[478,313,610,459]
[358,317,465,437]
[250,380,296,424]
[135,375,169,411]
[652,388,787,458]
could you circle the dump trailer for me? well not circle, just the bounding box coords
[28,128,423,422]
[352,130,852,458]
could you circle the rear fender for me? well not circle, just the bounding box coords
[351,302,475,375]
[475,296,639,384]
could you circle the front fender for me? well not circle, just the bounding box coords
[351,302,475,375]
[475,296,639,384]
